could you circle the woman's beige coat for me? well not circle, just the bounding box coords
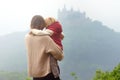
[25,34,64,77]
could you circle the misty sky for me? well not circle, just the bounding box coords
[0,0,120,36]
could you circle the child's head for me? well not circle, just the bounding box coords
[45,17,56,27]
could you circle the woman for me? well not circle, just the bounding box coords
[25,15,64,80]
[30,17,64,78]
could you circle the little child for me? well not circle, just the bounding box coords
[31,17,64,78]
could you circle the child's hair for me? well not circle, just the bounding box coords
[45,17,56,27]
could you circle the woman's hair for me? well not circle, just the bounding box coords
[30,15,46,30]
[45,17,56,27]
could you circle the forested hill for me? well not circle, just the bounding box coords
[58,7,120,80]
[0,7,120,80]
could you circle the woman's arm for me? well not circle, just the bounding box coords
[31,29,53,36]
[46,37,64,61]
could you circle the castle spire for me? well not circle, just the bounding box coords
[63,4,67,12]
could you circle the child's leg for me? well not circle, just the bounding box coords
[50,54,60,78]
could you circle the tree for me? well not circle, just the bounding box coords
[93,63,120,80]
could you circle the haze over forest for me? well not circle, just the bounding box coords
[0,7,120,80]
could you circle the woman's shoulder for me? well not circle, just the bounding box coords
[25,33,35,39]
[25,33,31,37]
[25,33,29,37]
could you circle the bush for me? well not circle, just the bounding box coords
[93,63,120,80]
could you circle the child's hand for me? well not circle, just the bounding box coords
[61,32,64,40]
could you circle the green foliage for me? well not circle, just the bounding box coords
[93,63,120,80]
[26,77,32,80]
[70,72,80,80]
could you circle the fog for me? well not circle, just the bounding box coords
[0,0,120,35]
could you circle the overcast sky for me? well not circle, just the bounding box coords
[0,0,120,36]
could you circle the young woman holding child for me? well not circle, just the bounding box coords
[25,15,64,80]
[31,17,64,79]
